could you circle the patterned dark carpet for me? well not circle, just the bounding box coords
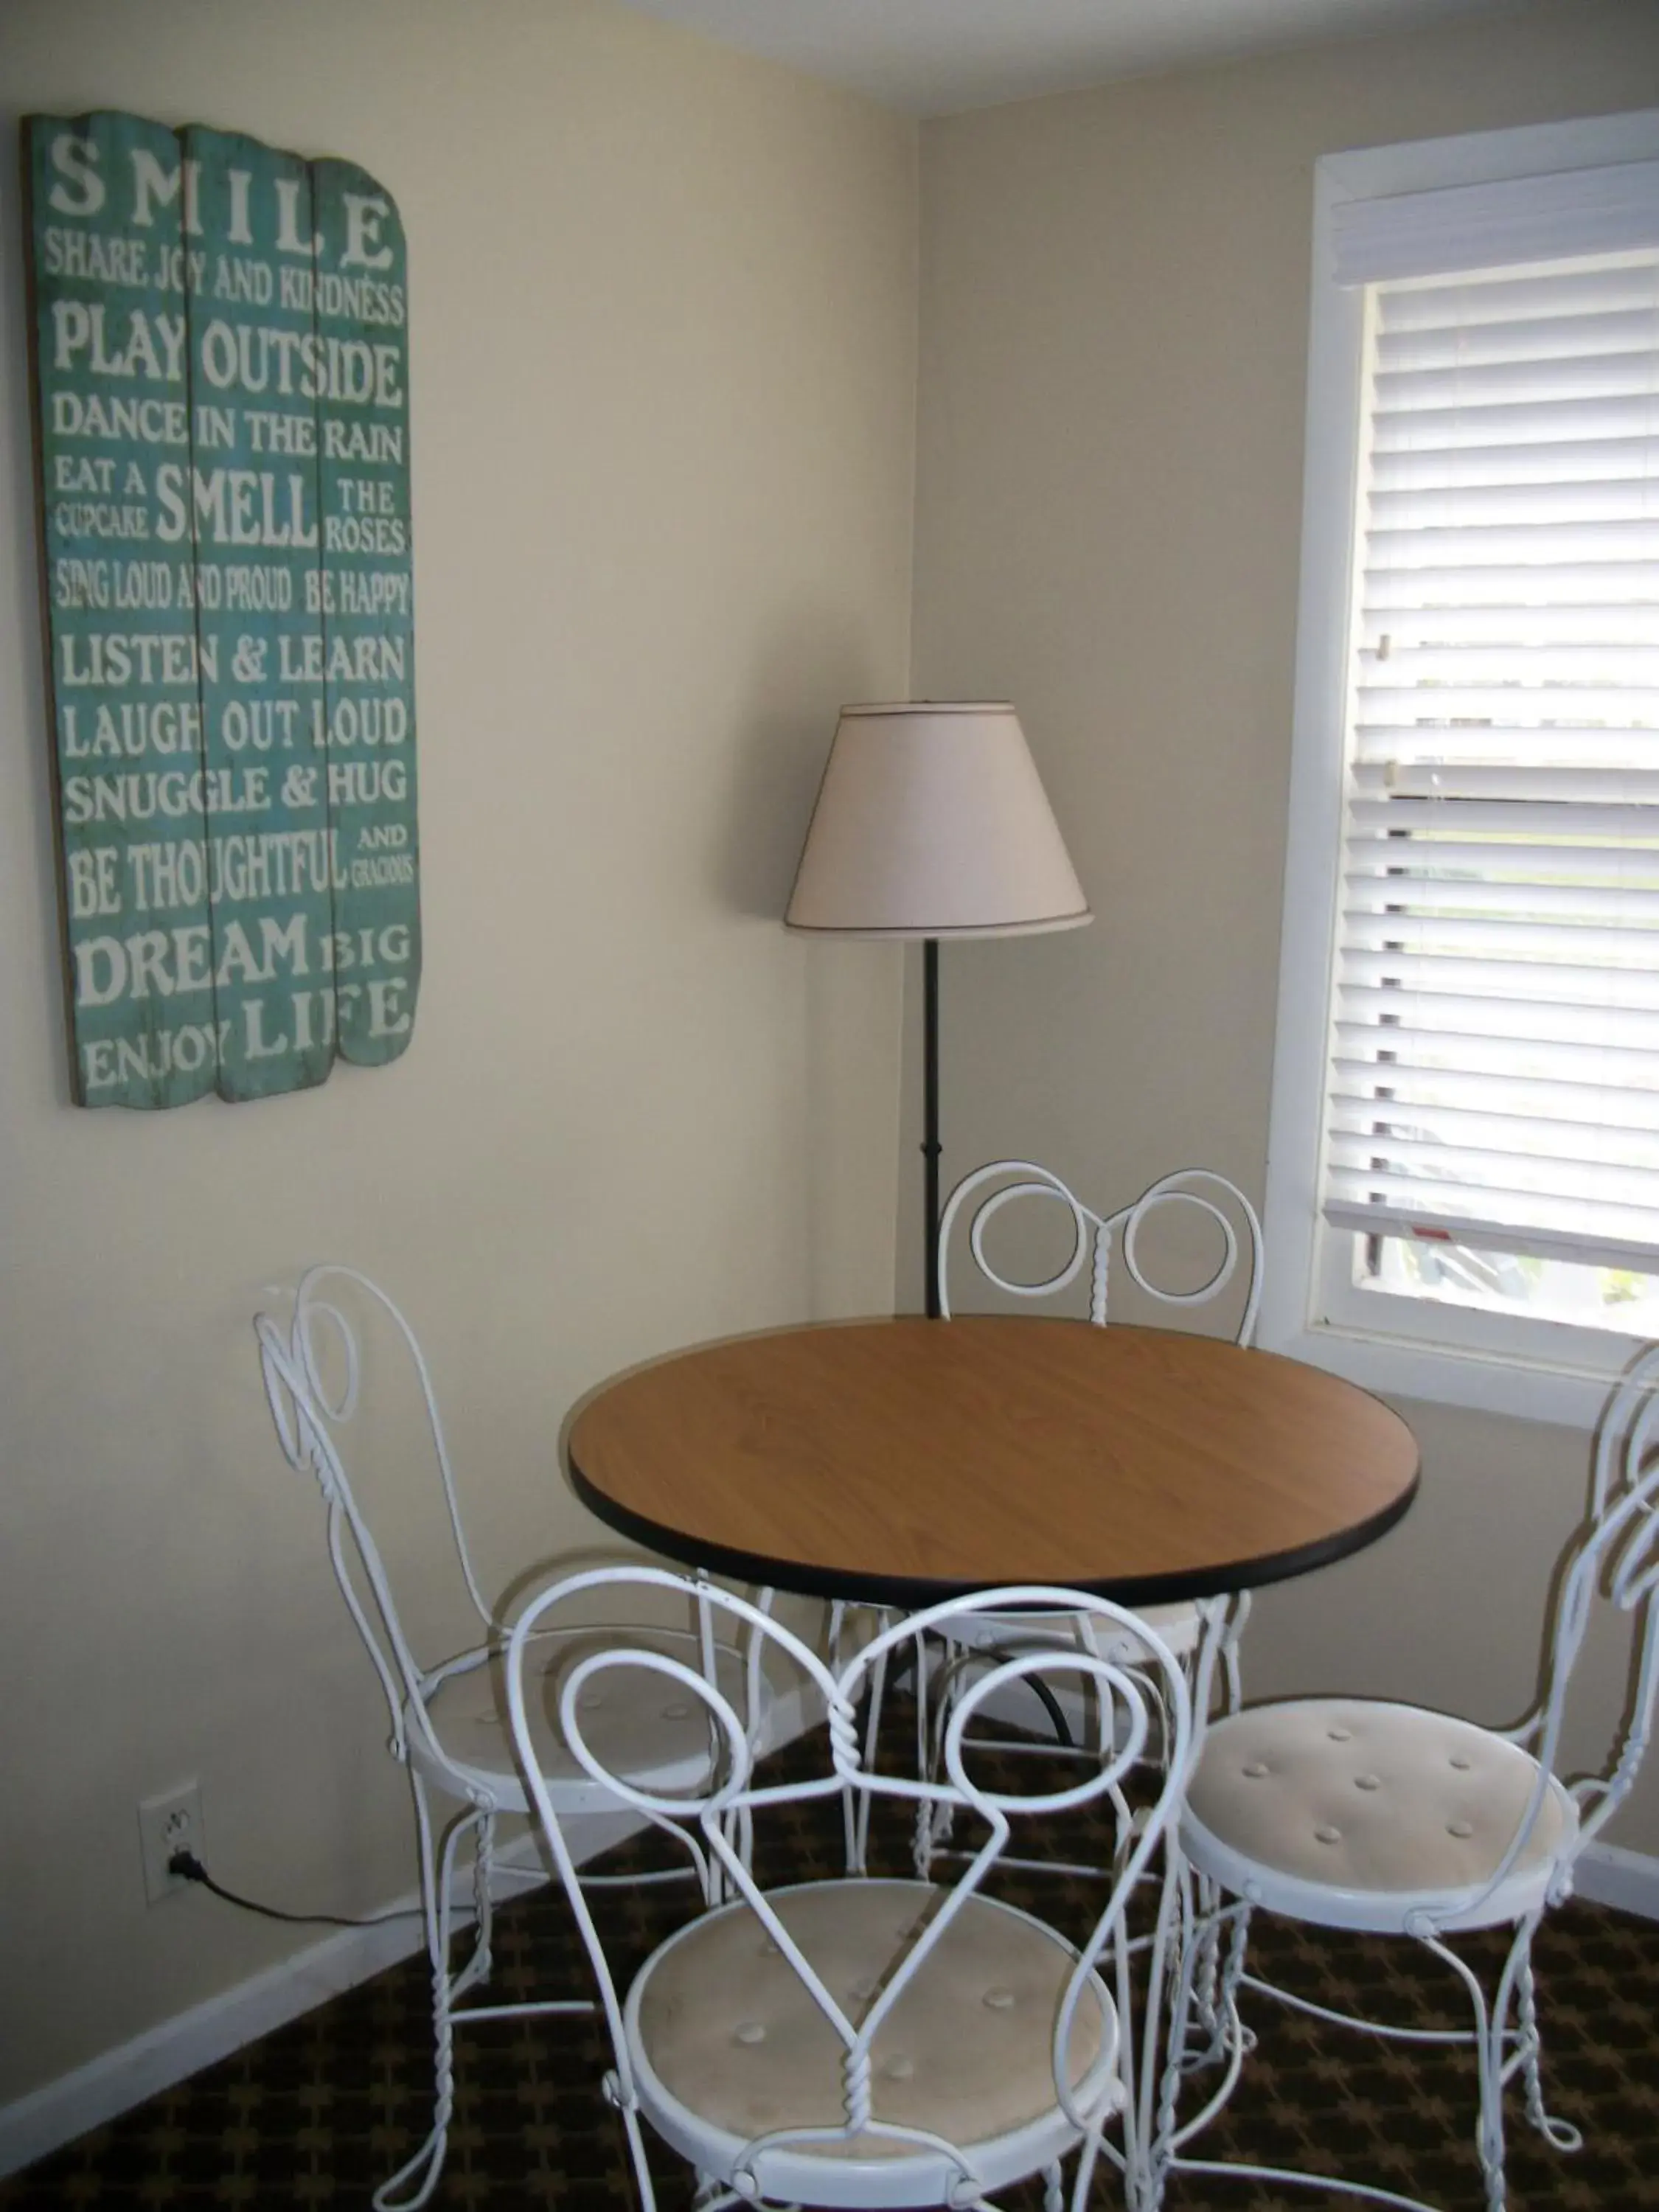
[7,1704,1658,2210]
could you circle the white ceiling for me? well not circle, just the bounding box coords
[620,0,1528,116]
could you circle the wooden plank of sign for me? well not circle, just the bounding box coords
[24,111,421,1107]
[310,151,420,1069]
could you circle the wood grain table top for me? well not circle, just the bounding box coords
[566,1317,1419,1607]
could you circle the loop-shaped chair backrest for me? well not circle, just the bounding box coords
[1534,1340,1659,1862]
[939,1158,1263,1343]
[254,1264,495,1761]
[507,1566,1193,2193]
[1419,1340,1659,1933]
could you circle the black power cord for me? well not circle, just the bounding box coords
[167,1848,425,1930]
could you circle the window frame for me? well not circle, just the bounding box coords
[1259,107,1659,1429]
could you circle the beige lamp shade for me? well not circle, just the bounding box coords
[785,702,1092,939]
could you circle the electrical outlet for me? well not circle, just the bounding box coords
[139,1781,204,1904]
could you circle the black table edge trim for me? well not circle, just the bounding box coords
[565,1459,1422,1612]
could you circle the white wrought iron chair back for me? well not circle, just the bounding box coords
[1514,1337,1659,1896]
[897,1162,1261,1879]
[255,1262,498,1773]
[257,1266,765,1777]
[1309,1336,1659,1927]
[937,1158,1262,1343]
[508,1564,1194,2212]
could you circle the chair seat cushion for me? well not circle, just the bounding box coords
[420,1632,753,1801]
[1183,1698,1571,1925]
[633,1877,1113,2160]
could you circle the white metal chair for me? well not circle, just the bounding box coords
[255,1265,771,2212]
[507,1563,1193,2212]
[1153,1338,1659,2212]
[901,1160,1262,1877]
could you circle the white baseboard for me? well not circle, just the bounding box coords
[1572,1840,1659,1921]
[0,1687,814,2183]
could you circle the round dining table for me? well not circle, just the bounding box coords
[565,1315,1419,1608]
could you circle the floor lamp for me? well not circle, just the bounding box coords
[785,701,1091,1317]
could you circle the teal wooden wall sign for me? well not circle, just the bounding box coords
[24,111,420,1107]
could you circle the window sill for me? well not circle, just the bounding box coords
[1257,1314,1619,1430]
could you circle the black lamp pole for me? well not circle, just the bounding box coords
[923,937,942,1318]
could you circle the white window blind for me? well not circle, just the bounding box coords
[1322,246,1659,1273]
[1330,159,1659,287]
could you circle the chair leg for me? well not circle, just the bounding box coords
[1150,1871,1198,2198]
[910,1629,938,1879]
[1514,1930,1584,2154]
[1476,1969,1512,2212]
[914,1627,931,1814]
[829,1601,875,1875]
[1217,1589,1251,1716]
[1211,1891,1253,2048]
[841,1763,861,1877]
[374,1770,463,2212]
[1147,1882,1260,2212]
[1169,1874,1251,2080]
[451,1805,496,2003]
[845,1638,888,1876]
[616,2096,661,2212]
[1420,1918,1535,2212]
[916,1640,974,1878]
[1180,1871,1225,2067]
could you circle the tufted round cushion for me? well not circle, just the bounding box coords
[422,1632,748,1795]
[1183,1699,1573,1928]
[633,1878,1114,2161]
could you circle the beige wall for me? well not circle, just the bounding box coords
[911,7,1659,1839]
[0,0,914,2102]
